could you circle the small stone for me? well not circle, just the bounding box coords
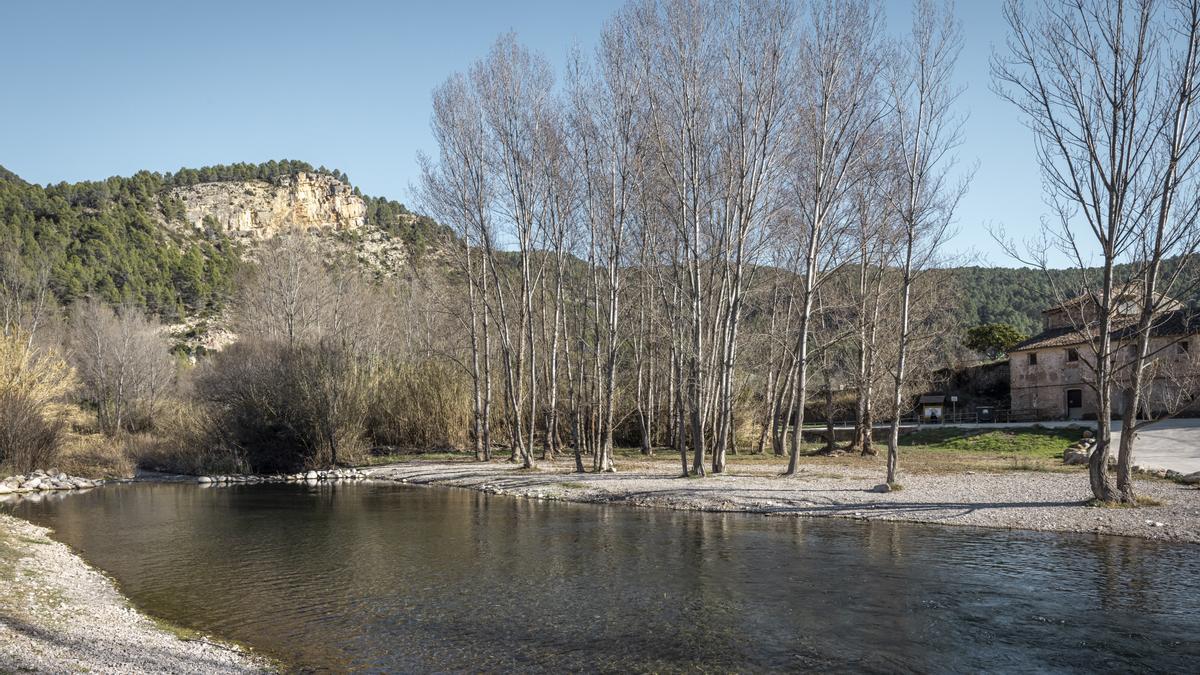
[871,483,891,493]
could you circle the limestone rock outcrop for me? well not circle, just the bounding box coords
[170,172,366,240]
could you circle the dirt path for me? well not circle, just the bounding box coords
[0,513,271,674]
[368,458,1200,543]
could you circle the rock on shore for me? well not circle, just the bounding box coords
[0,514,271,673]
[196,468,368,484]
[0,468,100,495]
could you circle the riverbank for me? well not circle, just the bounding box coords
[368,457,1200,543]
[0,513,270,673]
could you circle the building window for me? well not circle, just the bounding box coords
[1067,348,1079,362]
[1028,352,1037,366]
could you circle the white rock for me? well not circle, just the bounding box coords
[305,471,318,480]
[197,476,213,484]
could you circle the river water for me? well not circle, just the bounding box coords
[8,481,1200,672]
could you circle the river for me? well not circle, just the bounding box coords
[8,481,1200,672]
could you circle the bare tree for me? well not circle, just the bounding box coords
[1113,0,1200,502]
[69,299,175,436]
[418,72,496,461]
[0,249,52,348]
[567,10,647,473]
[883,0,966,486]
[473,34,556,469]
[995,0,1200,502]
[783,0,887,476]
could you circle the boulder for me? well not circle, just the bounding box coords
[1179,471,1200,485]
[197,476,214,484]
[1063,449,1091,465]
[22,478,42,490]
[305,471,318,480]
[871,483,891,493]
[0,484,12,495]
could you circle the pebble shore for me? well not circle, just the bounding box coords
[0,513,270,673]
[369,459,1200,543]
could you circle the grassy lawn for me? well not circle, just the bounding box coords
[603,426,1083,475]
[898,426,1080,459]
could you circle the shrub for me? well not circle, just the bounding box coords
[0,390,64,473]
[0,331,75,473]
[196,340,369,472]
[366,361,471,451]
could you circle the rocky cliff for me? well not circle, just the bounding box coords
[170,172,366,240]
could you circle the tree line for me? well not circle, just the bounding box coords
[417,0,967,483]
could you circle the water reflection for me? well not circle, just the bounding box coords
[8,482,1200,672]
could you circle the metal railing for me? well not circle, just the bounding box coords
[799,407,1048,429]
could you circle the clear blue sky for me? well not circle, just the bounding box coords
[0,0,1050,267]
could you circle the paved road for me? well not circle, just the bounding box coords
[1111,419,1200,475]
[805,419,1200,475]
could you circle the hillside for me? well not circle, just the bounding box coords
[0,161,449,319]
[952,259,1200,336]
[4,159,1195,335]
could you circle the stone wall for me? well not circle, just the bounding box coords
[1012,335,1200,419]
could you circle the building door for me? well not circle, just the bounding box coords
[1066,388,1084,420]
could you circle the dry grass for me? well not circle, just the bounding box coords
[53,433,135,479]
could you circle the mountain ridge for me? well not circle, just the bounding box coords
[4,159,1193,336]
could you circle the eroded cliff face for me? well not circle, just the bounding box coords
[170,172,366,240]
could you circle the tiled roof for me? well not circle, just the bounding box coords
[1012,309,1200,352]
[1011,325,1093,351]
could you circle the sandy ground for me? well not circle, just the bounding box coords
[368,458,1200,544]
[0,513,271,674]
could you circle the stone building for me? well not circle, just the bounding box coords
[1009,292,1200,420]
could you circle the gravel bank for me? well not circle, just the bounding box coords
[0,513,271,674]
[368,459,1200,543]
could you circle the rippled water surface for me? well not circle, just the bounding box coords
[9,481,1200,672]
